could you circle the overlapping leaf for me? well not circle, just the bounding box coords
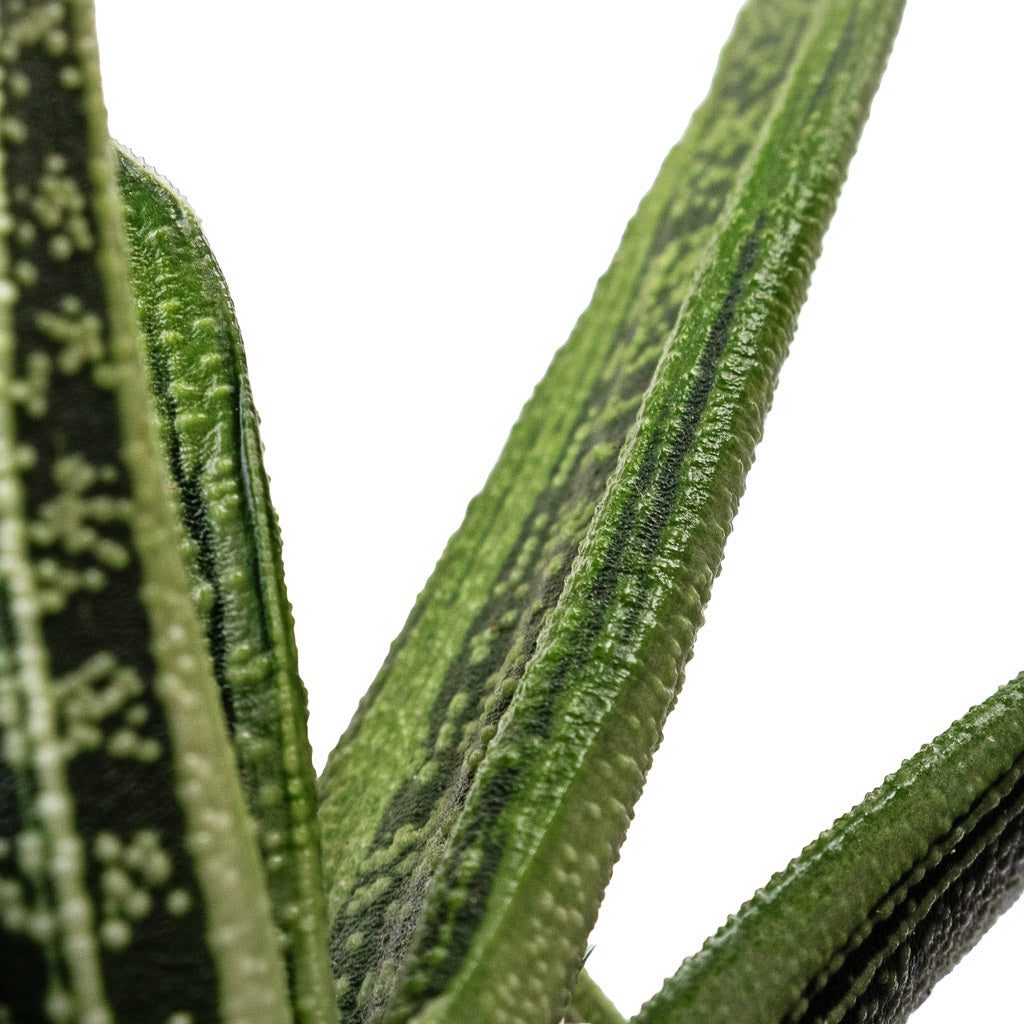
[4,3,1022,1024]
[0,2,295,1021]
[116,147,338,1024]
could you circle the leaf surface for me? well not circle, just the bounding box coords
[115,146,338,1024]
[632,671,1024,1024]
[566,968,627,1024]
[0,2,293,1021]
[316,1,905,1022]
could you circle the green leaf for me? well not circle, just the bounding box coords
[632,671,1024,1024]
[115,146,338,1024]
[0,2,292,1021]
[315,1,905,1022]
[566,968,627,1024]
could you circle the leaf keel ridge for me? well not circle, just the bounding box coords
[316,1,906,1023]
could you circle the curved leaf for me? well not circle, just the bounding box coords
[632,671,1024,1024]
[115,146,338,1024]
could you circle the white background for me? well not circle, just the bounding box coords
[91,2,1024,1020]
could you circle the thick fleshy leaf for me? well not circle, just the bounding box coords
[116,147,338,1024]
[316,2,905,1022]
[566,968,627,1024]
[0,2,292,1021]
[633,671,1024,1024]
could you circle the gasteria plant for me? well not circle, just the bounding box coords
[1,3,1022,1024]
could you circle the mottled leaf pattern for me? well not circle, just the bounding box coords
[4,3,1019,1024]
[315,1,906,1023]
[0,2,292,1022]
[116,147,337,1024]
